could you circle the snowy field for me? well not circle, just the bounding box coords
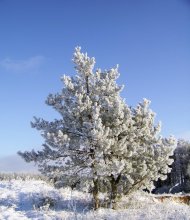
[0,179,190,220]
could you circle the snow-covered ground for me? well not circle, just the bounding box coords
[0,179,190,220]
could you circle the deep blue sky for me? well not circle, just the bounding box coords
[0,0,190,161]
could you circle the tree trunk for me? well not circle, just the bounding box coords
[93,178,99,210]
[86,76,89,94]
[110,174,121,209]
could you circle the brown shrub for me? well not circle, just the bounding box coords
[155,195,190,205]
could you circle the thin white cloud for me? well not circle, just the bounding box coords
[0,56,45,73]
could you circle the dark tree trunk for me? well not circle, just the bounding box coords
[86,76,89,94]
[110,174,121,209]
[93,178,99,210]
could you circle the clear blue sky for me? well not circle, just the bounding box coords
[0,0,190,159]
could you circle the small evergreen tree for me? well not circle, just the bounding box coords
[18,47,176,209]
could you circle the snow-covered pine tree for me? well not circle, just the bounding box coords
[18,47,176,209]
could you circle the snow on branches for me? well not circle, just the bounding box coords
[18,47,176,209]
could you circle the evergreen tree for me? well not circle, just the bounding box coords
[18,47,176,209]
[171,139,190,192]
[153,139,190,193]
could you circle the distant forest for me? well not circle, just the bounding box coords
[154,139,190,193]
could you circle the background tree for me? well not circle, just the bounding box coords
[170,139,190,192]
[153,139,190,193]
[18,47,175,209]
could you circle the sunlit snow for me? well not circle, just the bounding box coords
[0,179,190,219]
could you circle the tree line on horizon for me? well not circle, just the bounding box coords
[154,139,190,193]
